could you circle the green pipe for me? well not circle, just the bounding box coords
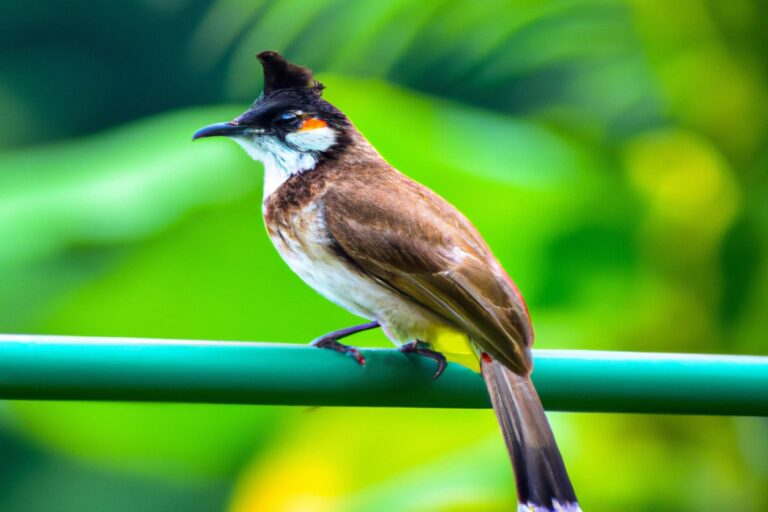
[0,335,765,416]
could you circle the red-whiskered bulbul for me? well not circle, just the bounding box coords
[193,51,580,512]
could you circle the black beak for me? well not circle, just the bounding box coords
[192,122,247,141]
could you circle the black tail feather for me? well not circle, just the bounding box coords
[481,357,580,511]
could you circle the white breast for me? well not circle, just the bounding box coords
[267,203,444,345]
[269,203,380,320]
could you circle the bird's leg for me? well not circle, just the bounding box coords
[400,340,448,380]
[310,321,380,366]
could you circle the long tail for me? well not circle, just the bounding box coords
[481,356,581,512]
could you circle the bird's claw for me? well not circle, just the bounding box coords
[400,341,447,379]
[312,337,366,366]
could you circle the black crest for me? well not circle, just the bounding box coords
[257,51,324,96]
[231,50,349,145]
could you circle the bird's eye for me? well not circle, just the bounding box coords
[275,111,300,126]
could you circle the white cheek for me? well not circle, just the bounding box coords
[285,126,337,152]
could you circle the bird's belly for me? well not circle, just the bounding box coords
[265,204,479,370]
[266,208,438,340]
[274,235,391,322]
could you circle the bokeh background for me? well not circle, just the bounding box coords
[1,0,767,510]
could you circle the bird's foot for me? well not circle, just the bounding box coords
[400,340,447,380]
[309,321,380,367]
[312,336,366,366]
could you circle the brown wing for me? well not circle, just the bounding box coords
[321,168,534,375]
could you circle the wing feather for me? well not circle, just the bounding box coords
[322,170,533,374]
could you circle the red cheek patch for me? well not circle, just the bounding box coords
[299,118,328,131]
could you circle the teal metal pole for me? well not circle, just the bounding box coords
[0,335,765,416]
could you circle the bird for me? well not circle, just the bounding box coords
[193,51,580,512]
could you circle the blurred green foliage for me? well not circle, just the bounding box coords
[1,0,767,510]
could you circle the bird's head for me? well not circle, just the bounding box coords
[193,51,351,173]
